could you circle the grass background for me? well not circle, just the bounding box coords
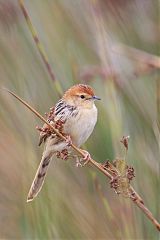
[0,0,159,239]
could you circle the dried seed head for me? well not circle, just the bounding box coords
[120,135,130,150]
[36,126,43,132]
[110,177,119,190]
[127,166,135,181]
[46,106,55,122]
[56,149,69,160]
[102,160,110,169]
[55,119,64,133]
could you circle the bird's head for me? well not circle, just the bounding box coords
[63,84,101,108]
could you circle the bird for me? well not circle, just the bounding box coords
[27,84,100,202]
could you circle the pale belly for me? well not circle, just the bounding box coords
[63,105,97,147]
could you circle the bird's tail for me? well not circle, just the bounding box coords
[27,151,53,202]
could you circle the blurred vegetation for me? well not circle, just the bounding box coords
[0,0,159,239]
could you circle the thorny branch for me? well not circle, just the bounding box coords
[5,89,160,232]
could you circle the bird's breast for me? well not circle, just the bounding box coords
[63,105,97,147]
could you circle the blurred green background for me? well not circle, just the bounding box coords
[0,0,159,239]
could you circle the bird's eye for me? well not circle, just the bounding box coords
[80,95,85,99]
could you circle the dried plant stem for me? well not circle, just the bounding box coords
[18,0,63,98]
[90,0,111,70]
[157,78,160,129]
[135,199,160,232]
[156,75,160,225]
[112,44,160,69]
[90,159,113,179]
[4,88,160,231]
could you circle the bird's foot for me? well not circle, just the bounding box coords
[76,150,91,167]
[56,149,69,161]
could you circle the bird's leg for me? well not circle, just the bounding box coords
[75,150,91,167]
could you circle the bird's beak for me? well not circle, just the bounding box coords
[92,95,101,100]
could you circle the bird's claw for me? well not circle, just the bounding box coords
[76,150,91,167]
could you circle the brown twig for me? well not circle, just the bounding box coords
[4,88,160,231]
[18,0,63,98]
[134,199,160,232]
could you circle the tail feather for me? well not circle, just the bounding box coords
[27,151,53,202]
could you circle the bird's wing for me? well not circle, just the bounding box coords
[38,99,75,146]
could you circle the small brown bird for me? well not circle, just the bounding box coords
[27,84,100,202]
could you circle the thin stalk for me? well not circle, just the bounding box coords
[18,0,63,98]
[112,44,160,69]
